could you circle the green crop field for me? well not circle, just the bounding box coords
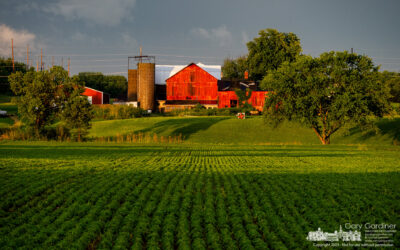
[1,142,399,249]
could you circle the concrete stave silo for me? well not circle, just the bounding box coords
[137,62,155,111]
[127,69,138,101]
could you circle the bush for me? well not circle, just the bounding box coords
[166,107,243,117]
[93,105,143,120]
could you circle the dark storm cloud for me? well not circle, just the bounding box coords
[1,0,400,75]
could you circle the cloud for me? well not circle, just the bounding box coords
[43,0,136,26]
[241,31,250,46]
[121,33,137,48]
[71,32,86,41]
[0,24,38,58]
[70,31,104,46]
[191,25,233,47]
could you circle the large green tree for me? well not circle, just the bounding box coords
[58,79,93,142]
[9,70,59,137]
[222,56,248,79]
[262,51,392,144]
[9,67,93,140]
[247,29,302,81]
[379,71,400,103]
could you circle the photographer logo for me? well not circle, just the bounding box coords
[306,225,361,242]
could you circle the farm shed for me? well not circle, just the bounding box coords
[82,87,110,105]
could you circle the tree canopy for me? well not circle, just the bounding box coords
[221,29,302,81]
[247,29,302,81]
[9,67,93,140]
[379,71,400,103]
[9,70,59,136]
[222,56,248,80]
[262,51,392,144]
[0,57,30,94]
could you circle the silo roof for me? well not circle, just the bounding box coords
[155,62,221,84]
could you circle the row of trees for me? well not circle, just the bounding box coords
[9,67,93,141]
[76,72,127,99]
[0,58,31,94]
[223,29,396,144]
[0,58,128,99]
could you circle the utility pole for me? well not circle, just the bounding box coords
[11,39,15,72]
[139,46,142,63]
[36,58,39,72]
[52,56,54,68]
[68,57,70,77]
[27,44,29,70]
[40,48,43,71]
[351,48,354,54]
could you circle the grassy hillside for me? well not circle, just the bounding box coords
[89,116,400,145]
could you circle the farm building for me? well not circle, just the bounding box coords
[155,63,221,85]
[82,87,110,105]
[127,59,267,112]
[217,80,268,111]
[163,63,267,112]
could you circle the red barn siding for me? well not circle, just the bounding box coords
[218,91,268,111]
[166,64,218,101]
[164,63,267,112]
[82,87,103,105]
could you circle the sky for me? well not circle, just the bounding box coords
[1,0,400,77]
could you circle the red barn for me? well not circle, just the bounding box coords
[82,87,110,105]
[161,62,267,112]
[218,91,268,111]
[166,63,218,103]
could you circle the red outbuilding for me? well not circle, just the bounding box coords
[218,91,268,111]
[82,87,110,105]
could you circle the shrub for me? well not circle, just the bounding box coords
[93,105,143,120]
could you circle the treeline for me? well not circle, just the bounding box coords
[76,72,127,99]
[0,58,32,94]
[0,58,127,100]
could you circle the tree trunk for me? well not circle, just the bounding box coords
[321,137,331,145]
[78,128,81,142]
[312,126,331,145]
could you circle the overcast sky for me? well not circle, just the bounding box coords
[1,0,400,77]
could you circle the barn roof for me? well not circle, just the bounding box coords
[155,62,221,84]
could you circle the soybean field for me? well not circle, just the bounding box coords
[1,142,399,249]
